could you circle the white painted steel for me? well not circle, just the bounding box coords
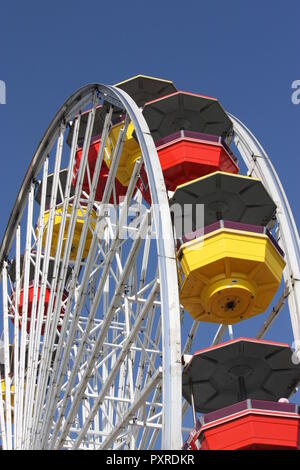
[0,83,182,450]
[0,82,299,451]
[230,114,300,360]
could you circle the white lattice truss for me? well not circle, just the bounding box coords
[0,85,299,449]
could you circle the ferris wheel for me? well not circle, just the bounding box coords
[0,75,300,450]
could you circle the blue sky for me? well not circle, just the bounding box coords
[1,0,300,406]
[0,0,299,231]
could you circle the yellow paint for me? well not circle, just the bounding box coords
[1,379,14,408]
[40,205,97,261]
[175,170,261,191]
[104,121,141,187]
[178,227,285,324]
[114,74,175,87]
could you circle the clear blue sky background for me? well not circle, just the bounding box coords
[0,1,300,403]
[0,0,299,230]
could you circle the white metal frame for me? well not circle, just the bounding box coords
[0,84,182,450]
[0,83,299,450]
[230,114,300,357]
[180,114,300,440]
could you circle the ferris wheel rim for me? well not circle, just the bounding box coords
[0,83,119,270]
[230,112,300,358]
[1,81,299,451]
[0,83,182,450]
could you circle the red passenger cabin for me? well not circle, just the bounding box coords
[73,137,127,204]
[12,285,67,336]
[182,338,300,451]
[183,400,300,450]
[138,131,238,205]
[9,255,71,335]
[137,91,238,205]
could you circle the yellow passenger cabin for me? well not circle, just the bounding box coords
[178,221,285,324]
[40,205,97,262]
[104,121,141,187]
[1,379,14,408]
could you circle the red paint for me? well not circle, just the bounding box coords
[200,413,300,450]
[138,137,239,205]
[73,138,127,204]
[192,337,290,358]
[144,90,218,107]
[11,285,66,335]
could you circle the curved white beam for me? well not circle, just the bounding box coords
[230,113,300,360]
[109,86,182,449]
[0,83,182,450]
